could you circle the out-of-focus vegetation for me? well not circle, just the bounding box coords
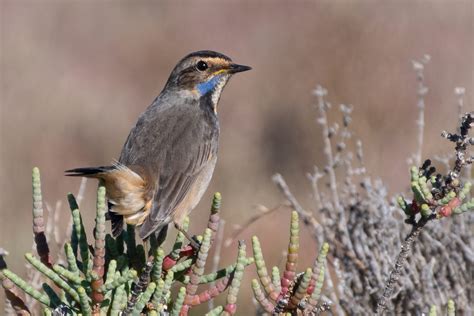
[1,1,472,315]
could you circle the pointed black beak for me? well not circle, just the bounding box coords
[228,63,252,74]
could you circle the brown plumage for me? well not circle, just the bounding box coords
[66,50,251,240]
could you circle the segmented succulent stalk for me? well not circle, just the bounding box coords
[208,192,222,238]
[206,305,224,316]
[252,211,330,314]
[170,287,186,316]
[308,242,329,294]
[251,236,279,301]
[447,299,455,316]
[170,218,189,261]
[91,184,107,306]
[271,266,281,293]
[101,269,138,292]
[152,247,165,282]
[1,270,30,313]
[222,241,247,315]
[305,264,325,312]
[182,228,213,313]
[288,268,312,309]
[2,269,50,306]
[52,264,82,285]
[280,211,300,298]
[67,193,90,275]
[64,243,80,275]
[25,253,80,303]
[32,167,52,267]
[129,282,156,316]
[3,173,252,316]
[77,286,92,315]
[150,278,166,311]
[110,284,126,315]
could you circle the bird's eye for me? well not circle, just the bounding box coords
[196,60,208,71]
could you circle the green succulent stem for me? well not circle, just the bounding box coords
[170,258,193,274]
[223,241,247,315]
[52,264,82,285]
[205,305,224,316]
[110,284,126,315]
[152,247,165,282]
[41,283,61,308]
[309,242,329,291]
[130,282,156,316]
[162,270,175,304]
[271,266,281,293]
[281,211,300,297]
[150,278,166,310]
[447,299,455,316]
[32,167,52,267]
[2,269,51,307]
[170,217,189,261]
[101,269,137,293]
[251,236,278,301]
[77,286,92,315]
[251,279,275,313]
[306,264,325,311]
[185,228,213,300]
[170,286,186,316]
[211,192,222,214]
[105,259,117,285]
[25,253,80,303]
[6,184,255,315]
[177,258,254,284]
[289,268,312,308]
[67,193,91,275]
[64,243,80,275]
[458,182,472,200]
[454,197,474,214]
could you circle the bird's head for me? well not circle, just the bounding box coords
[164,50,251,107]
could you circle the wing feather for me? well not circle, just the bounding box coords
[118,100,218,239]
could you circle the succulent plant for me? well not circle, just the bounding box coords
[0,168,253,315]
[251,211,329,315]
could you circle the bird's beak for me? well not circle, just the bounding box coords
[227,63,252,74]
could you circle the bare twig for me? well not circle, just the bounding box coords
[376,214,435,314]
[411,55,430,167]
[225,205,281,248]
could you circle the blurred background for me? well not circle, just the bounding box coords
[1,1,472,313]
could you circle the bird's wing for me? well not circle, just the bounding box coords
[138,139,215,239]
[119,101,218,239]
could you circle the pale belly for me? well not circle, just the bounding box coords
[172,155,217,225]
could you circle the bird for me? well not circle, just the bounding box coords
[66,50,251,247]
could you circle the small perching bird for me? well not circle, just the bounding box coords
[66,50,251,244]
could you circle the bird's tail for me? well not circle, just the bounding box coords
[65,163,150,238]
[108,210,124,237]
[65,165,125,236]
[65,166,116,177]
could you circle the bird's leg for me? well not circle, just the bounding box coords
[155,225,169,247]
[143,239,149,259]
[174,222,200,250]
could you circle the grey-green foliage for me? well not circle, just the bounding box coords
[0,169,253,315]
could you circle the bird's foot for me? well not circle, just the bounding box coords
[189,235,201,251]
[174,223,201,251]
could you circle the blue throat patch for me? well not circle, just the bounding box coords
[196,75,223,96]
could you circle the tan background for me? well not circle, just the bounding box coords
[1,1,472,314]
